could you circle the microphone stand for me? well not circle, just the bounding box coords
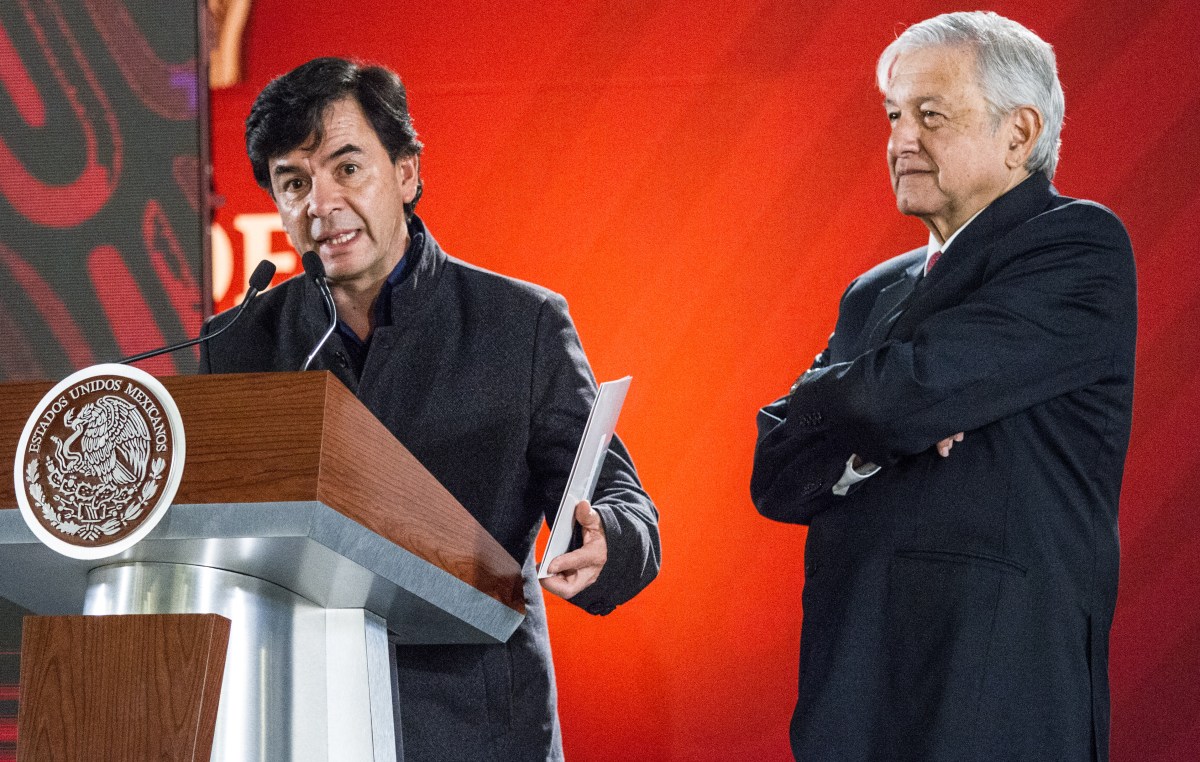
[300,251,339,371]
[119,260,277,365]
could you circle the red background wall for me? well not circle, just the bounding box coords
[209,1,1200,759]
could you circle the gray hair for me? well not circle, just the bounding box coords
[876,11,1064,179]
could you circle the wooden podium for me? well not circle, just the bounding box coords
[0,372,526,761]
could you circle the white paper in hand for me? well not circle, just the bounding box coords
[537,376,632,579]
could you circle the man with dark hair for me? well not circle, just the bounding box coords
[751,12,1135,761]
[202,57,660,760]
[245,57,424,218]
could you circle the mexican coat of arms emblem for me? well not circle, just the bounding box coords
[13,364,186,560]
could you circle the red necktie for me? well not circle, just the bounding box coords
[925,248,942,276]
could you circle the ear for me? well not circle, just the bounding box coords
[1005,106,1043,170]
[395,154,421,204]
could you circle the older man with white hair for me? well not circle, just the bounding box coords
[752,11,1135,761]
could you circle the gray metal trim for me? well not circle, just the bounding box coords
[0,500,523,644]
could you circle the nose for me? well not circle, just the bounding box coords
[889,113,920,157]
[306,174,342,219]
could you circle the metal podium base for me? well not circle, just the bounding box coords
[83,562,400,762]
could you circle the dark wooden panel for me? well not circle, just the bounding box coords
[165,372,328,505]
[0,381,50,508]
[0,374,327,507]
[18,614,229,761]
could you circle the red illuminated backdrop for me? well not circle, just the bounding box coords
[207,1,1199,760]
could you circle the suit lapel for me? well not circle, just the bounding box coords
[858,257,926,353]
[930,172,1054,277]
[889,173,1056,341]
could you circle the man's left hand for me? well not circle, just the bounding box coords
[541,500,607,600]
[937,431,965,457]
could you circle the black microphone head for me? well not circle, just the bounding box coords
[248,259,277,292]
[301,250,326,279]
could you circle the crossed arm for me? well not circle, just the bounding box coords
[752,203,1134,523]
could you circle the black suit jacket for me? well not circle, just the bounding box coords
[752,174,1136,761]
[201,217,661,761]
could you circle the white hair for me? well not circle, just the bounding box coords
[877,11,1065,179]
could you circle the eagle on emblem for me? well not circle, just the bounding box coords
[51,395,152,485]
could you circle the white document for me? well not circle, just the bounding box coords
[537,376,632,579]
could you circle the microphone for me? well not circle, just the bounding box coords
[120,259,277,365]
[300,250,338,371]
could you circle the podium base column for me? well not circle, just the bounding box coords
[82,561,400,762]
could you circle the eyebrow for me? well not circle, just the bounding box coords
[271,143,365,179]
[328,143,364,161]
[884,95,948,107]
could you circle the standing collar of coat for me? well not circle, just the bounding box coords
[299,213,451,339]
[381,214,449,330]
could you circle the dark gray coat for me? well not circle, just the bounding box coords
[200,217,660,761]
[752,174,1136,761]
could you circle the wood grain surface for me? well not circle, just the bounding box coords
[18,613,230,761]
[0,372,524,612]
[317,376,526,612]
